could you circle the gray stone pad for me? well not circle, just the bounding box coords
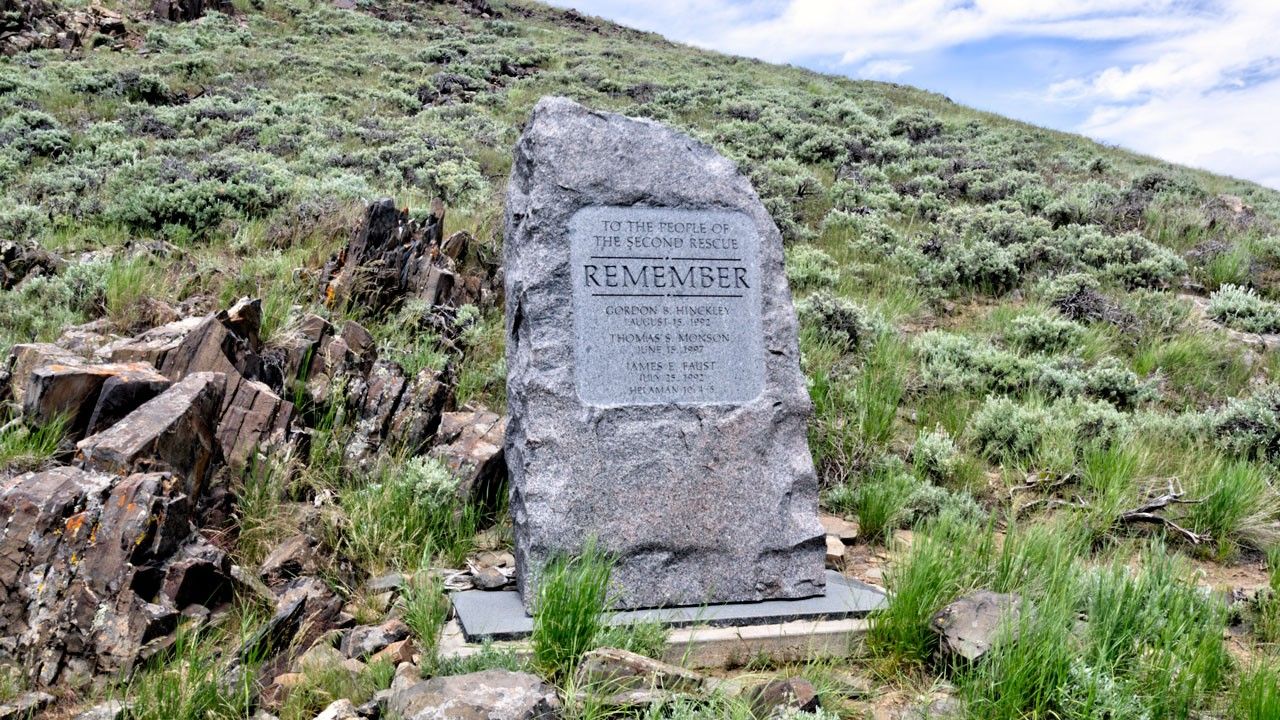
[452,571,886,642]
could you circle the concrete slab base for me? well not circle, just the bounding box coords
[436,617,871,670]
[440,571,885,669]
[452,571,885,642]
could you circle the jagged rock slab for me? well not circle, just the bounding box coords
[77,371,225,496]
[0,467,197,685]
[503,96,824,609]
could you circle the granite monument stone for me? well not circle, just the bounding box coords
[504,96,825,610]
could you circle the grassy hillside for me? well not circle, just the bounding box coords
[5,0,1280,716]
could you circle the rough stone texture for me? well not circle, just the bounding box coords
[0,691,55,719]
[390,669,562,720]
[0,467,201,685]
[312,698,359,720]
[930,590,1021,662]
[5,342,83,407]
[574,647,704,694]
[97,311,294,466]
[260,533,320,587]
[341,618,410,660]
[432,408,507,508]
[85,365,173,436]
[746,678,819,718]
[76,371,225,498]
[72,700,128,720]
[504,96,824,609]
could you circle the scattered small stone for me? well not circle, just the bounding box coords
[930,590,1021,662]
[746,678,819,718]
[72,700,129,720]
[390,669,561,720]
[473,566,509,590]
[312,698,359,720]
[342,619,410,660]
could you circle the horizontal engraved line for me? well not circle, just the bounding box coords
[590,293,745,298]
[588,256,743,262]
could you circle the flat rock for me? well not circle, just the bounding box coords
[819,513,858,541]
[72,700,128,720]
[930,590,1021,662]
[504,96,824,609]
[23,360,166,438]
[389,669,561,720]
[746,677,819,718]
[574,647,703,694]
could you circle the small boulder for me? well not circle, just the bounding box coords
[0,692,55,719]
[746,678,819,718]
[574,647,701,696]
[312,698,359,720]
[431,409,507,508]
[341,619,410,660]
[260,534,320,587]
[473,566,509,590]
[930,590,1021,662]
[390,669,561,720]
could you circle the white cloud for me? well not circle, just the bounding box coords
[858,59,912,79]
[551,0,1280,190]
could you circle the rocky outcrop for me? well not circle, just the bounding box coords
[151,0,232,22]
[0,0,129,56]
[320,198,502,314]
[0,466,226,685]
[77,371,225,497]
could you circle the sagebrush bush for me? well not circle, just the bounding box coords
[785,244,840,290]
[912,425,960,482]
[1207,284,1280,333]
[1004,312,1085,354]
[796,291,880,355]
[968,396,1048,463]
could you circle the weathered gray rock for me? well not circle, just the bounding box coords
[77,371,226,497]
[72,700,128,720]
[389,669,561,720]
[746,677,819,718]
[312,698,359,720]
[504,96,824,609]
[0,691,55,719]
[574,647,702,696]
[341,618,409,660]
[930,590,1021,662]
[432,409,507,508]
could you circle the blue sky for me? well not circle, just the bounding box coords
[548,0,1280,190]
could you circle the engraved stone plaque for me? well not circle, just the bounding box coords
[505,97,825,610]
[569,205,765,406]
